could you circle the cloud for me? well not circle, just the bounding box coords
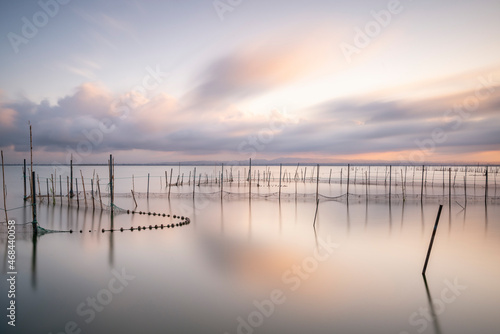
[184,34,330,112]
[1,63,499,164]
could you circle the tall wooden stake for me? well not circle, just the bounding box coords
[249,159,252,198]
[109,154,113,207]
[23,158,27,200]
[147,173,150,199]
[80,170,87,207]
[315,164,320,203]
[32,171,37,232]
[279,163,282,201]
[422,205,444,276]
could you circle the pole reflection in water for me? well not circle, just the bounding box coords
[422,276,443,334]
[109,211,114,266]
[31,231,38,290]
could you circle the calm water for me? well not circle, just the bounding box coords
[1,165,499,334]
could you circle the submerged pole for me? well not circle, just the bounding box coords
[23,158,27,200]
[70,158,74,197]
[421,165,425,201]
[109,154,113,207]
[279,163,282,201]
[193,167,196,199]
[249,158,252,198]
[485,166,488,204]
[347,164,350,196]
[31,171,37,233]
[389,165,392,199]
[422,205,444,276]
[316,164,320,203]
[221,163,224,200]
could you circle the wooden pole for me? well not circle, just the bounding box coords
[91,178,95,210]
[389,165,392,199]
[421,165,425,201]
[422,205,444,276]
[165,171,168,188]
[76,179,79,208]
[485,166,488,204]
[315,164,320,203]
[464,168,467,206]
[23,158,27,200]
[448,168,452,206]
[80,170,87,207]
[131,190,138,208]
[279,163,282,201]
[70,158,74,197]
[347,164,350,196]
[67,176,70,206]
[168,168,173,199]
[249,159,252,198]
[329,168,332,184]
[109,154,113,207]
[193,167,196,199]
[31,171,37,232]
[51,174,55,205]
[97,175,102,209]
[1,151,8,224]
[221,163,224,200]
[147,173,150,199]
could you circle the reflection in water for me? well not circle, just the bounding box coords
[421,203,425,236]
[423,276,443,334]
[220,200,224,234]
[31,231,38,290]
[346,201,350,235]
[279,200,282,234]
[485,203,488,234]
[389,200,393,235]
[400,201,405,229]
[109,211,114,267]
[248,197,252,241]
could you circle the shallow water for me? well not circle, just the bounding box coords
[1,165,499,334]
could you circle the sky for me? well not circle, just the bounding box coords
[0,0,499,165]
